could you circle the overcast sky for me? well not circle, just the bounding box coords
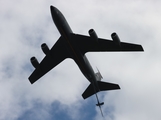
[1,0,161,120]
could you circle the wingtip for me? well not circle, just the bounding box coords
[118,85,121,89]
[141,46,144,51]
[28,77,35,84]
[138,45,144,51]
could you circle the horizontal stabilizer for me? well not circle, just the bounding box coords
[97,81,120,91]
[82,81,120,99]
[82,84,97,99]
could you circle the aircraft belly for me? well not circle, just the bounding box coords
[72,53,95,82]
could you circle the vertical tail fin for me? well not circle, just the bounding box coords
[95,67,103,81]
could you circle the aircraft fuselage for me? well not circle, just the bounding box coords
[29,6,143,116]
[50,6,99,90]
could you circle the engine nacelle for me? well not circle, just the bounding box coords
[111,32,121,47]
[41,43,50,55]
[88,29,98,43]
[30,57,40,69]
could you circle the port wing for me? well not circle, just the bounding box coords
[29,36,71,84]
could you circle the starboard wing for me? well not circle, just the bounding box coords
[71,33,144,54]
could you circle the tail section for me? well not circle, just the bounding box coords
[82,84,98,99]
[97,81,120,91]
[82,81,120,99]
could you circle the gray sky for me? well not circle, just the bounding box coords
[0,0,161,120]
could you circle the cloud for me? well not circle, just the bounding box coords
[0,0,161,120]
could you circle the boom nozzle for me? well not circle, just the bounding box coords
[96,102,104,106]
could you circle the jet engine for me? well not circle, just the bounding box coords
[111,32,121,47]
[41,43,50,55]
[30,57,40,69]
[88,29,98,43]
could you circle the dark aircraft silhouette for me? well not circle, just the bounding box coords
[28,6,144,116]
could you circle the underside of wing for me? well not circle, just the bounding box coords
[71,33,144,54]
[29,36,71,84]
[82,83,97,99]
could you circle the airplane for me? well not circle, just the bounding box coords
[28,6,144,116]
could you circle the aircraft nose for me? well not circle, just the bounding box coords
[50,6,56,12]
[50,6,60,18]
[50,6,58,20]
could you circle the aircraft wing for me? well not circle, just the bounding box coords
[28,37,71,84]
[71,33,144,54]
